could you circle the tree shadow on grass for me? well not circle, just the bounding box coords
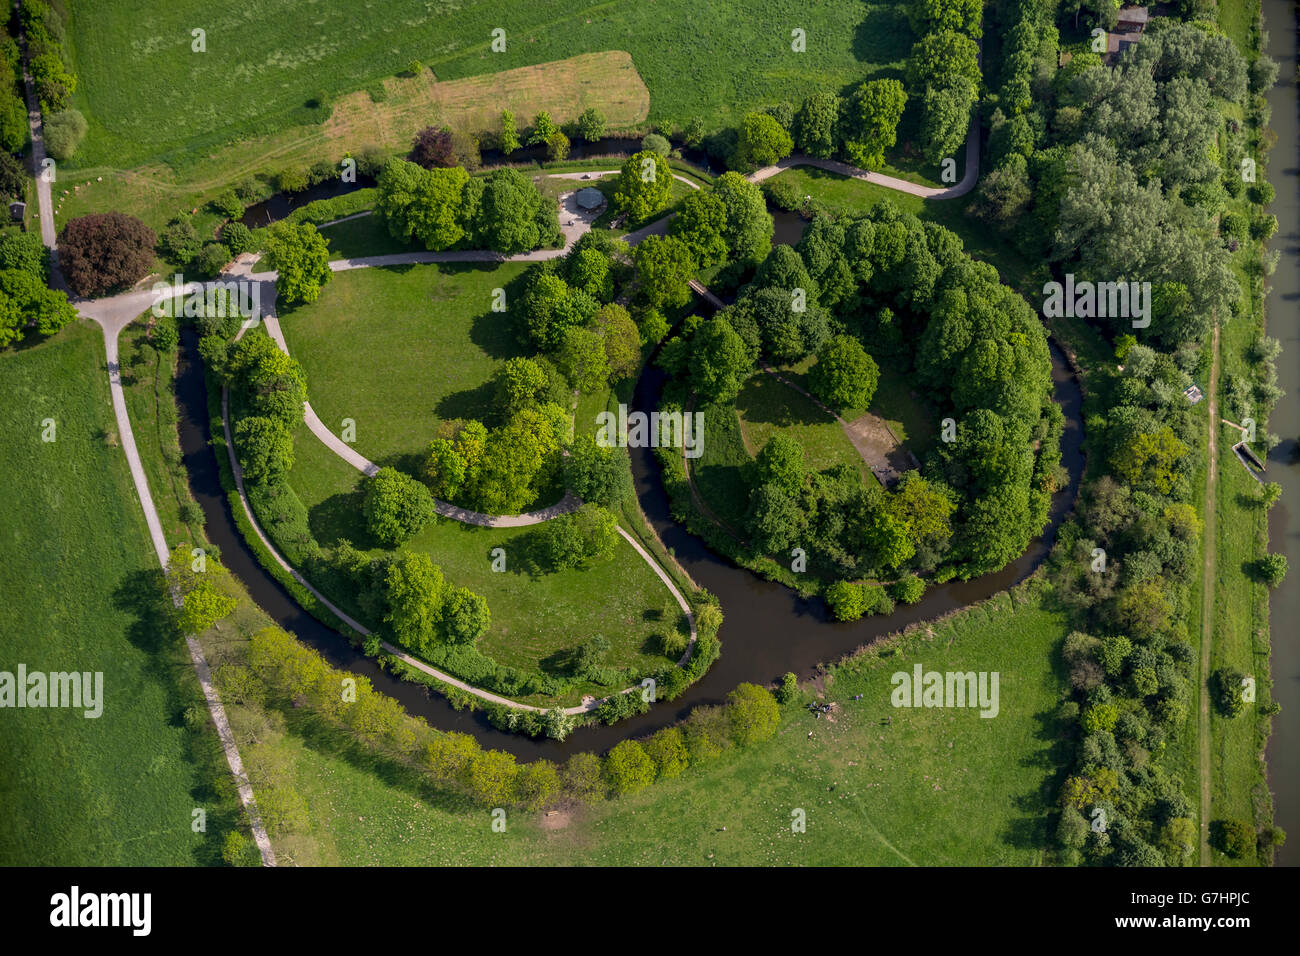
[737,377,827,428]
[435,379,499,427]
[308,490,372,548]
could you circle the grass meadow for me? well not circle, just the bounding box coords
[0,323,226,864]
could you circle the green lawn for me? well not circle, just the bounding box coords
[288,586,1066,864]
[736,372,868,479]
[280,261,533,474]
[281,412,687,706]
[0,323,218,865]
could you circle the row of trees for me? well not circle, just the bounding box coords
[376,158,562,255]
[240,620,775,808]
[0,231,75,347]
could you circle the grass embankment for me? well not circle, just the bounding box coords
[1208,0,1276,865]
[0,323,230,865]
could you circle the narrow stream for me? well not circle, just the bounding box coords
[1262,0,1299,866]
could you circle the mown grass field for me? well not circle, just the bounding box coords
[282,413,687,705]
[284,586,1066,865]
[0,324,216,865]
[280,261,533,474]
[66,1,909,174]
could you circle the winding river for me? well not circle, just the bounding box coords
[178,298,1083,759]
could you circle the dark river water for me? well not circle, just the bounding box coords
[1263,0,1299,866]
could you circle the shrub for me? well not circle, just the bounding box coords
[640,133,671,156]
[1251,553,1287,587]
[576,107,606,142]
[43,109,86,160]
[776,671,799,704]
[891,574,925,604]
[59,213,157,297]
[195,242,231,278]
[1210,667,1248,718]
[212,189,244,220]
[563,752,605,802]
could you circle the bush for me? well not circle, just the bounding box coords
[211,189,244,220]
[776,671,799,704]
[161,219,202,265]
[1251,553,1287,587]
[43,109,86,160]
[891,574,925,604]
[410,126,456,169]
[195,242,231,278]
[59,212,157,297]
[640,133,671,156]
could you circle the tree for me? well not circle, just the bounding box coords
[825,580,867,621]
[1110,426,1188,495]
[603,740,655,795]
[0,268,77,345]
[592,303,640,382]
[165,545,237,636]
[566,246,614,301]
[515,759,561,810]
[563,752,605,802]
[364,467,437,546]
[644,727,689,779]
[809,334,879,410]
[556,324,609,392]
[265,222,332,305]
[755,434,804,494]
[161,219,203,265]
[499,110,520,154]
[410,126,456,168]
[726,683,780,745]
[0,153,27,202]
[689,317,753,405]
[234,415,293,485]
[792,90,841,158]
[746,482,805,554]
[892,574,926,604]
[613,150,672,223]
[59,213,157,297]
[538,504,619,570]
[221,222,254,256]
[467,750,518,805]
[474,167,558,254]
[443,587,490,644]
[906,0,982,36]
[474,407,563,513]
[734,112,793,171]
[44,109,86,160]
[1210,667,1247,718]
[712,172,774,263]
[493,357,550,415]
[195,242,231,278]
[383,551,448,655]
[546,130,570,162]
[376,159,471,251]
[1215,819,1256,859]
[841,80,907,170]
[576,107,606,142]
[31,52,75,112]
[669,190,729,267]
[634,235,696,310]
[1251,553,1288,588]
[564,434,633,508]
[528,111,560,147]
